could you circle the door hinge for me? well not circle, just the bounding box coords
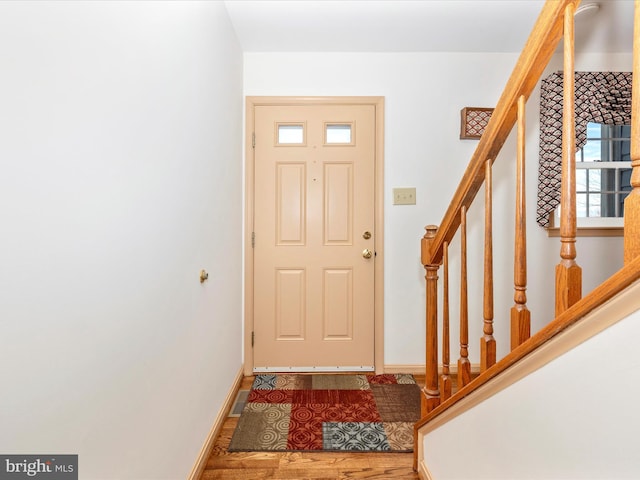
[251,231,255,248]
[251,331,255,348]
[252,132,255,148]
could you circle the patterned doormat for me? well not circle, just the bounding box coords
[228,373,421,452]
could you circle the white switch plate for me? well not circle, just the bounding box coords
[393,187,416,205]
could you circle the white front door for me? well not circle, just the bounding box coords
[251,102,378,371]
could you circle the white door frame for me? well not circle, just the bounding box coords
[244,96,385,376]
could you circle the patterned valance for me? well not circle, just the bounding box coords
[537,71,632,227]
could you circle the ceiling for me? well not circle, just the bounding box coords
[223,0,634,54]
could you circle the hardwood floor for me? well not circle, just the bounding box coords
[199,375,424,480]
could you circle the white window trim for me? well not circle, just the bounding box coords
[545,209,623,237]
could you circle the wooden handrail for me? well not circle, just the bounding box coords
[420,0,580,417]
[427,0,577,266]
[416,253,640,433]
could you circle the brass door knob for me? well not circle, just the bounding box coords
[362,249,373,259]
[200,270,209,283]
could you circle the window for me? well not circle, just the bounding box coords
[537,71,633,231]
[575,122,631,218]
[551,122,631,234]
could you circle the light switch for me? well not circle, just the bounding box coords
[393,187,416,205]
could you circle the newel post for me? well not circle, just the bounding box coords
[422,225,441,415]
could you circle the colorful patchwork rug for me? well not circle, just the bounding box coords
[228,373,421,452]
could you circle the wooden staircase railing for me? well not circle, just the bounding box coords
[419,0,640,426]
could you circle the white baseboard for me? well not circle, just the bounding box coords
[384,364,481,375]
[187,365,244,480]
[383,364,424,375]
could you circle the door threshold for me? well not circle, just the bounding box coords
[253,365,375,373]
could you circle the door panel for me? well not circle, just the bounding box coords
[275,268,306,339]
[253,104,376,370]
[324,163,353,244]
[323,268,353,339]
[277,163,306,244]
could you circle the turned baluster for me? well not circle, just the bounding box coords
[422,225,441,415]
[511,95,531,349]
[440,241,452,401]
[624,0,640,263]
[555,2,582,316]
[458,207,472,388]
[481,160,496,372]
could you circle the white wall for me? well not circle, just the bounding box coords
[422,289,640,480]
[0,2,243,479]
[244,51,629,366]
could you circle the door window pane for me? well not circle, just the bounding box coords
[278,124,304,145]
[325,124,352,144]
